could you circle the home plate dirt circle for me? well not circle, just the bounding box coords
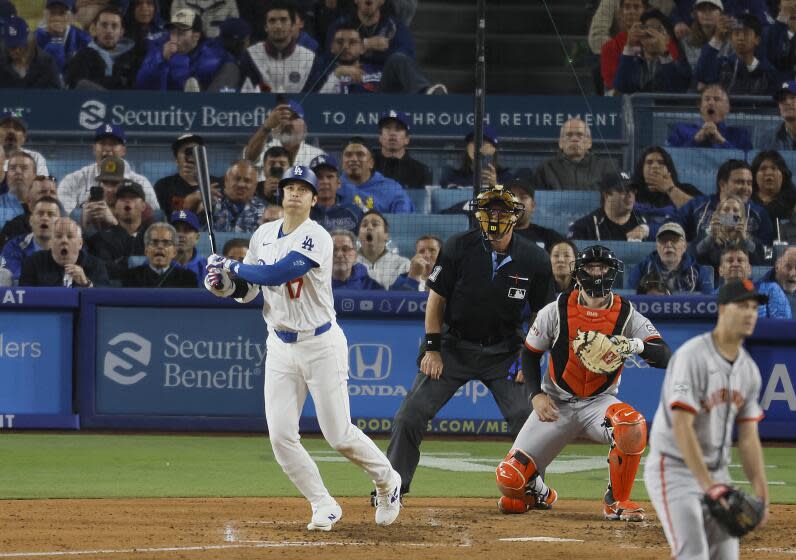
[0,498,793,559]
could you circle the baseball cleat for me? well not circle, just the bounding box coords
[533,487,558,510]
[603,499,645,522]
[307,499,342,531]
[374,471,402,526]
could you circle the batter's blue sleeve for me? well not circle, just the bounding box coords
[234,250,319,286]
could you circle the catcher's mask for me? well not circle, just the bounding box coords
[470,185,525,241]
[572,245,624,298]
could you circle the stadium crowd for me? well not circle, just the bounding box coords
[0,0,794,318]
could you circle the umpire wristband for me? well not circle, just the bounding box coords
[425,333,441,352]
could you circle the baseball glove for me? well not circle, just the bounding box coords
[703,484,766,537]
[571,330,627,374]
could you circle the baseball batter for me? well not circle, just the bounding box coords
[495,245,672,520]
[644,279,770,559]
[204,165,401,531]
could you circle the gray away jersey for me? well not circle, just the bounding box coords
[649,332,764,470]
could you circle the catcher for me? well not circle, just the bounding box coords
[495,244,672,520]
[644,278,769,559]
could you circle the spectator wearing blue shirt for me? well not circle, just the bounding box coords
[694,13,776,95]
[677,159,774,245]
[0,151,35,229]
[759,81,796,150]
[338,137,414,214]
[36,0,92,75]
[136,8,236,91]
[671,0,773,29]
[390,235,442,291]
[760,0,796,80]
[170,209,206,287]
[628,222,714,293]
[331,229,384,290]
[309,155,363,233]
[124,0,167,44]
[614,9,692,94]
[667,84,753,149]
[0,197,61,283]
[717,246,792,317]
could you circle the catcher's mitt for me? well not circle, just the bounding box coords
[703,484,766,537]
[571,330,630,374]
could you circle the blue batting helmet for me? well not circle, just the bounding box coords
[278,165,318,195]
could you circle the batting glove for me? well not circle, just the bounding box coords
[206,254,240,275]
[204,269,235,297]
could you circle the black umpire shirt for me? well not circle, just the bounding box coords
[426,229,555,344]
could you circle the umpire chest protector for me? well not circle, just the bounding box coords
[549,290,632,397]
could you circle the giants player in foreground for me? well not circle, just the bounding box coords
[204,165,401,531]
[495,245,672,520]
[644,279,770,559]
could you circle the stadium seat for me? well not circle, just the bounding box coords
[384,213,470,257]
[196,231,252,258]
[406,188,431,214]
[667,147,745,195]
[533,190,599,222]
[751,265,772,281]
[533,214,574,236]
[431,187,473,213]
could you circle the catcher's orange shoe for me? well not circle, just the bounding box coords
[603,499,645,522]
[533,487,558,510]
[497,496,532,514]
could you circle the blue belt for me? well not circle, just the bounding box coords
[274,321,332,344]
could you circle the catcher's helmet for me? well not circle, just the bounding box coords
[470,185,525,240]
[572,245,624,298]
[278,165,318,198]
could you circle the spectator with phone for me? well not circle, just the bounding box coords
[536,118,615,191]
[154,134,220,216]
[679,0,729,72]
[308,155,363,234]
[258,146,291,204]
[750,150,796,222]
[85,180,151,281]
[58,124,158,214]
[390,235,442,291]
[694,13,776,95]
[440,127,512,189]
[614,10,692,93]
[667,83,752,149]
[73,156,127,235]
[694,194,765,271]
[19,217,108,288]
[716,246,791,318]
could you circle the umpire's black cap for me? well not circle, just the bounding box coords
[717,279,768,305]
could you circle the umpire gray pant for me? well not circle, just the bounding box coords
[386,336,531,494]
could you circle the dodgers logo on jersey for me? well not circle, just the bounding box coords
[301,236,315,251]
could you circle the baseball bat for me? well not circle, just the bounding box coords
[193,144,218,255]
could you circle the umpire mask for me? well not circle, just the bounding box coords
[572,245,624,298]
[471,185,525,241]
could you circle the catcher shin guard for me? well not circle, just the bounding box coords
[496,448,538,498]
[604,403,647,502]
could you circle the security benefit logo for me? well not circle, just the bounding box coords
[102,332,265,391]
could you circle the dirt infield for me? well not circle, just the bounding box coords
[1,498,794,559]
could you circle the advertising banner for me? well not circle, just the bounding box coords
[0,91,623,140]
[0,310,73,415]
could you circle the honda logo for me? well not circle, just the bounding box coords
[349,344,392,380]
[103,332,151,385]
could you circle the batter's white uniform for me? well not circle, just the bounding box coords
[644,332,764,560]
[236,217,394,506]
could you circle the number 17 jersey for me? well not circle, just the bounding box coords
[242,217,335,332]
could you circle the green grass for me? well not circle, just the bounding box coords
[1,434,794,503]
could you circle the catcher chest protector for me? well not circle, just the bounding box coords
[604,402,647,502]
[548,291,632,397]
